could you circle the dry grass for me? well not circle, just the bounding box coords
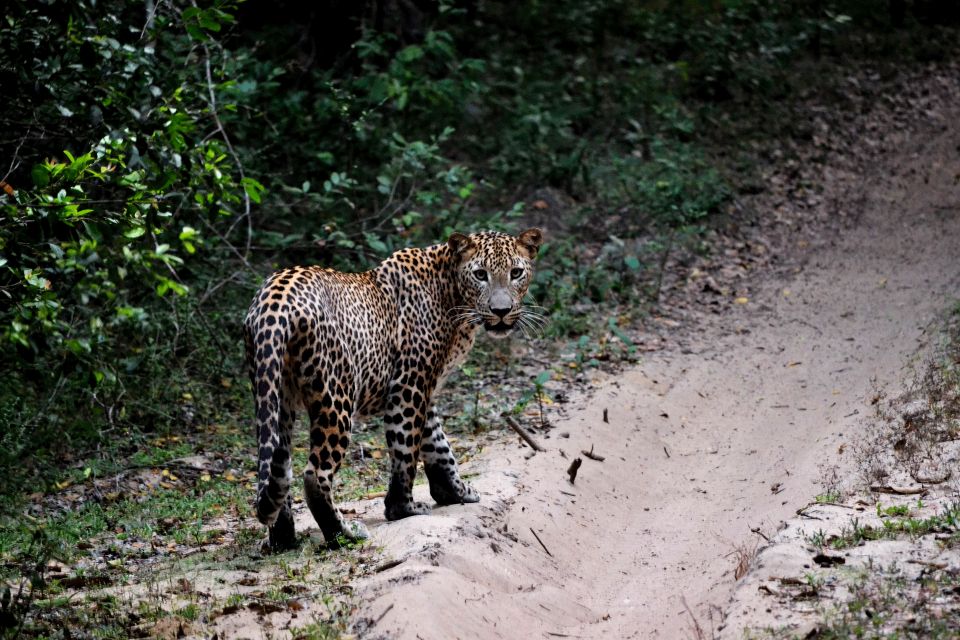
[732,538,761,581]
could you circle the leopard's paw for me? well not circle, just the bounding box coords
[384,500,432,521]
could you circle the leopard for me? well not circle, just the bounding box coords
[243,228,544,550]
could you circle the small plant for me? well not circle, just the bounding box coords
[876,503,909,518]
[815,491,843,504]
[178,602,200,621]
[533,371,552,427]
[830,518,881,550]
[572,335,600,369]
[807,529,827,548]
[803,572,825,590]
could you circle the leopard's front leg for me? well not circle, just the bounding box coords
[422,409,479,506]
[383,377,432,521]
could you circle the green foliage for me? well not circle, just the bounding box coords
[0,0,254,485]
[2,0,951,504]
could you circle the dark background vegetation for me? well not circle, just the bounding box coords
[2,0,959,504]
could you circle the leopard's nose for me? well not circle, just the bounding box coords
[489,290,513,319]
[490,305,511,320]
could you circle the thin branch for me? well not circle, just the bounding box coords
[2,126,31,185]
[197,268,247,306]
[197,214,258,274]
[193,21,254,260]
[139,0,164,41]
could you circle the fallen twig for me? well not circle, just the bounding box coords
[602,408,608,423]
[806,502,857,510]
[529,527,553,557]
[373,558,405,573]
[663,446,671,459]
[567,458,582,484]
[581,445,605,462]
[870,485,928,496]
[750,527,771,542]
[504,415,546,452]
[372,603,395,627]
[906,559,947,569]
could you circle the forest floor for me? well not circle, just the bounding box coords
[4,60,960,640]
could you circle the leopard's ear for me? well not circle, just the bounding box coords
[516,228,544,258]
[448,232,477,260]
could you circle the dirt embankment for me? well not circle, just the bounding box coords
[349,64,960,639]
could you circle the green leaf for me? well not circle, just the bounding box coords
[397,45,424,63]
[124,226,146,239]
[364,232,389,255]
[241,177,265,204]
[185,23,205,40]
[119,170,144,187]
[31,164,50,188]
[534,371,551,386]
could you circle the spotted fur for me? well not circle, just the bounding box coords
[243,229,544,549]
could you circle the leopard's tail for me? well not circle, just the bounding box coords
[244,313,291,527]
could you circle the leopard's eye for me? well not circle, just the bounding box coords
[510,267,524,280]
[473,268,488,281]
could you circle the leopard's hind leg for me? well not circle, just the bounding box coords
[302,387,369,546]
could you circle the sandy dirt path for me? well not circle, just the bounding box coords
[348,104,960,639]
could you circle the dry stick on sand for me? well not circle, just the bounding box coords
[581,444,605,462]
[373,558,405,573]
[567,458,582,484]
[529,527,553,557]
[372,603,395,628]
[504,415,546,452]
[870,484,928,495]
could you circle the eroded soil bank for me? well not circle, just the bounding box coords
[349,66,960,639]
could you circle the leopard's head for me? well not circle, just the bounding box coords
[449,228,544,340]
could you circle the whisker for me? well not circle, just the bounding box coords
[520,312,547,329]
[449,306,484,328]
[517,315,544,338]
